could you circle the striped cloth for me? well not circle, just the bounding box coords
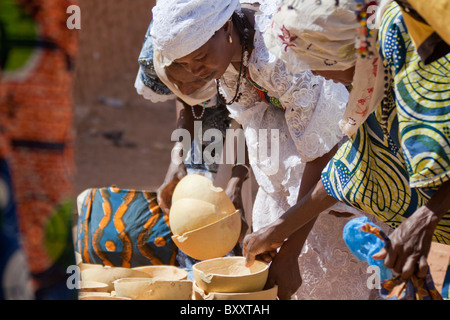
[76,187,178,267]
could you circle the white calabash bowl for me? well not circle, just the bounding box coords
[193,256,269,293]
[132,265,188,281]
[113,278,193,300]
[81,266,151,292]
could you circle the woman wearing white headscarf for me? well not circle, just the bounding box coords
[134,22,258,280]
[151,0,381,300]
[243,0,450,298]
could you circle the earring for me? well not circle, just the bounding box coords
[228,34,233,44]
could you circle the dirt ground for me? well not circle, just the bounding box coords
[71,0,449,295]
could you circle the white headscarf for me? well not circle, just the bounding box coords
[151,0,241,61]
[264,0,391,137]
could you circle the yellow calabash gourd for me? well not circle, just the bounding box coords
[170,174,236,235]
[172,175,235,211]
[169,198,230,236]
[169,175,241,260]
[172,212,242,260]
[192,257,269,294]
[81,266,151,292]
[113,278,194,300]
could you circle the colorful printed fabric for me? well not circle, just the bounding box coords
[380,272,443,300]
[136,21,176,103]
[76,187,178,267]
[442,259,450,299]
[245,76,285,111]
[185,101,231,175]
[321,3,450,244]
[380,4,450,190]
[0,137,34,300]
[0,0,78,299]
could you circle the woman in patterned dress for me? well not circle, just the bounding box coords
[243,0,450,295]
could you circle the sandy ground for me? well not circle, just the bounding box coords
[428,243,450,292]
[72,0,449,296]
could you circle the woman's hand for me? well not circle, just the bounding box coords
[373,180,450,280]
[242,223,285,267]
[157,155,187,215]
[372,205,439,280]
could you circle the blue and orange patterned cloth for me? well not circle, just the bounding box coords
[76,187,178,268]
[381,270,444,300]
[361,222,444,300]
[346,217,444,300]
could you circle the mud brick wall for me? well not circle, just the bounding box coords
[73,0,156,104]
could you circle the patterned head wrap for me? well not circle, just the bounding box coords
[264,0,391,137]
[150,0,241,61]
[135,22,176,104]
[263,0,360,73]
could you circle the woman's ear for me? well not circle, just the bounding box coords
[222,19,234,39]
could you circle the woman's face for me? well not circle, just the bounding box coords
[166,62,207,96]
[174,21,237,83]
[312,66,356,86]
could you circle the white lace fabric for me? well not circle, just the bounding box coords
[295,212,390,300]
[134,69,176,103]
[219,3,387,300]
[222,30,349,162]
[151,0,241,61]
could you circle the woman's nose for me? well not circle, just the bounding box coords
[188,62,206,78]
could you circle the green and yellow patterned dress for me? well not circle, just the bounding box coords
[321,3,450,245]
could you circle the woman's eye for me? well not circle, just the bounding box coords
[195,55,206,62]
